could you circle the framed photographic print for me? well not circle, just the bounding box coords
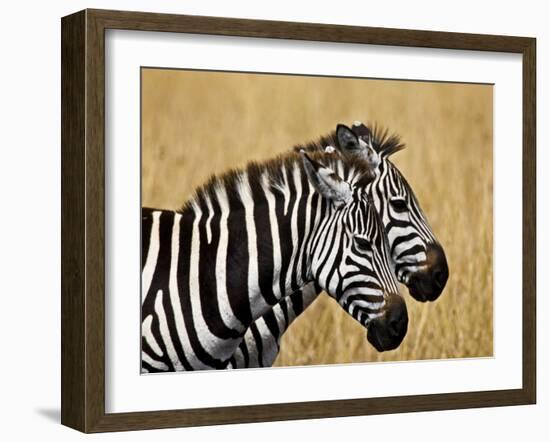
[61,9,536,433]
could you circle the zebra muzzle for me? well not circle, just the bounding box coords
[407,242,449,302]
[366,293,408,352]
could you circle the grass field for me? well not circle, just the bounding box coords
[141,68,493,365]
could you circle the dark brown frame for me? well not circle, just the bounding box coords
[61,8,536,433]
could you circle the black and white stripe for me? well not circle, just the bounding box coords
[141,149,404,372]
[229,122,448,368]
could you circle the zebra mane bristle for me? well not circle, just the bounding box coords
[367,123,406,157]
[178,149,372,214]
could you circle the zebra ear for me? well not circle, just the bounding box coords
[300,151,352,208]
[351,121,371,138]
[337,124,381,169]
[336,124,361,151]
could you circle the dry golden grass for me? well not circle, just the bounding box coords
[142,68,493,365]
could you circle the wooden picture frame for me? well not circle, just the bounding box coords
[61,8,536,433]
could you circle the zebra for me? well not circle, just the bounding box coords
[141,149,407,372]
[227,121,449,368]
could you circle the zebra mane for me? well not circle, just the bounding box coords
[294,122,405,158]
[363,123,405,157]
[179,150,373,213]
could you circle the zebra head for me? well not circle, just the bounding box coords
[334,123,449,302]
[300,151,408,352]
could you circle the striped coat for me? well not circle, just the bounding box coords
[141,149,406,372]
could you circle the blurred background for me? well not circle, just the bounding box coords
[141,68,493,366]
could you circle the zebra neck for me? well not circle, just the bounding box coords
[179,166,323,333]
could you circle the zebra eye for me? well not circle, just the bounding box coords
[390,198,408,211]
[354,235,373,254]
